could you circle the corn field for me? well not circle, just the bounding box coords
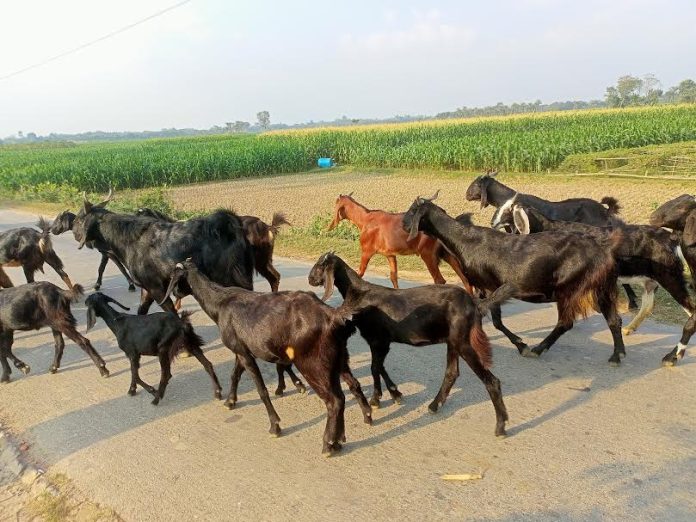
[1,105,695,192]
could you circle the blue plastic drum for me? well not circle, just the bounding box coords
[317,157,334,168]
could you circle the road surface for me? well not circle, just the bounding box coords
[0,208,695,521]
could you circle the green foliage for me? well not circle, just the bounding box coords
[293,213,361,241]
[1,105,696,194]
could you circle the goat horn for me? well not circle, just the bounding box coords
[424,189,440,202]
[96,186,114,208]
[347,191,354,197]
[83,191,88,203]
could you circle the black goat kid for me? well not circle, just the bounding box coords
[161,259,371,455]
[51,210,137,292]
[0,283,109,382]
[1,217,75,290]
[85,292,221,404]
[308,253,511,437]
[403,193,626,365]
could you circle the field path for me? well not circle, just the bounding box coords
[0,208,695,521]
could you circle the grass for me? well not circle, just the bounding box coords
[2,105,696,193]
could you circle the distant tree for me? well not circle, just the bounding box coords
[231,121,251,133]
[256,111,270,130]
[225,122,234,132]
[17,130,24,139]
[605,75,643,107]
[677,79,696,103]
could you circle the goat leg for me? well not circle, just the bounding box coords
[663,312,696,366]
[60,324,109,377]
[0,267,14,288]
[225,357,245,409]
[340,361,372,425]
[0,331,17,382]
[152,353,172,405]
[237,353,282,437]
[107,253,136,292]
[429,344,459,413]
[490,303,528,353]
[49,329,65,374]
[94,254,109,290]
[597,289,625,366]
[622,284,640,312]
[189,346,222,400]
[526,304,574,357]
[274,363,306,397]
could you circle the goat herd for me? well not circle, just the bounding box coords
[1,172,695,455]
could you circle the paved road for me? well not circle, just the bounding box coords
[1,208,695,521]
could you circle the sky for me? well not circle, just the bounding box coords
[1,0,695,136]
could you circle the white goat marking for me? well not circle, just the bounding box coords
[675,245,687,267]
[677,342,687,356]
[492,197,515,228]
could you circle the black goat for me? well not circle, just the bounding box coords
[308,253,512,437]
[0,217,75,290]
[512,205,695,364]
[51,210,136,292]
[134,207,304,396]
[71,193,254,315]
[135,207,291,293]
[160,259,372,455]
[0,283,109,382]
[85,292,221,404]
[465,172,640,310]
[403,193,627,364]
[649,195,696,364]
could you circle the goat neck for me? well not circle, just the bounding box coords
[337,197,371,229]
[93,300,124,330]
[419,204,480,255]
[332,257,370,305]
[183,267,234,323]
[486,179,516,208]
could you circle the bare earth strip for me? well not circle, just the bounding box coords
[0,208,695,521]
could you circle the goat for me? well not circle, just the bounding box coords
[512,205,695,364]
[135,208,291,293]
[403,192,627,365]
[134,207,305,396]
[466,172,641,310]
[160,259,372,455]
[71,192,254,316]
[308,252,512,436]
[0,283,109,382]
[0,217,75,291]
[85,292,222,404]
[51,210,137,292]
[328,193,472,291]
[649,195,696,364]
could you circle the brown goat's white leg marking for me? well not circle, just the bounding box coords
[622,278,656,336]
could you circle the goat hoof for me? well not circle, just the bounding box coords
[393,395,403,405]
[607,357,621,367]
[179,351,191,358]
[49,366,58,374]
[214,390,222,400]
[128,389,137,396]
[622,327,634,336]
[274,387,285,397]
[662,358,677,367]
[21,365,31,375]
[269,425,282,438]
[363,413,373,425]
[224,400,236,410]
[1,376,10,384]
[495,427,507,438]
[93,284,101,290]
[295,383,307,394]
[99,366,110,378]
[323,442,343,457]
[521,347,539,358]
[151,398,160,405]
[369,397,381,409]
[428,401,440,414]
[128,284,136,292]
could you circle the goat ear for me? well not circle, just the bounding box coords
[682,210,696,248]
[480,178,491,209]
[104,295,130,311]
[321,266,335,302]
[513,206,531,234]
[86,306,97,332]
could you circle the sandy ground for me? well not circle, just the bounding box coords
[0,208,695,521]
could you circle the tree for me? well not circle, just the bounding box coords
[605,75,643,107]
[677,79,696,103]
[225,122,233,132]
[256,111,270,130]
[231,121,251,133]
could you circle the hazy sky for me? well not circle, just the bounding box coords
[1,0,695,136]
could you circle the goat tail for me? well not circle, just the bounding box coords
[270,212,291,238]
[600,196,621,215]
[469,319,492,370]
[475,284,518,316]
[61,284,84,303]
[170,311,205,363]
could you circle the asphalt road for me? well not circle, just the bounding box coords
[1,208,695,521]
